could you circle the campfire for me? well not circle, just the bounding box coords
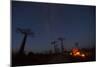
[70,48,85,58]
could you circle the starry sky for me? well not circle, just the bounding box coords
[12,1,96,53]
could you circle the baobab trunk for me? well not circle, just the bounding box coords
[58,37,65,54]
[54,44,59,54]
[19,34,27,54]
[61,40,64,53]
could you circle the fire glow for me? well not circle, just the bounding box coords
[70,48,86,58]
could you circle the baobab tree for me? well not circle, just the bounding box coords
[51,41,58,53]
[58,37,65,53]
[17,28,34,54]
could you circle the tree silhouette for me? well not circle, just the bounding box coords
[58,37,65,53]
[17,28,34,54]
[51,41,58,53]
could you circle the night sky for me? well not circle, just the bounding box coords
[12,1,96,53]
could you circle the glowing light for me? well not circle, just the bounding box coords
[72,48,79,53]
[81,54,85,57]
[75,52,80,55]
[73,52,80,56]
[70,48,86,58]
[70,52,72,55]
